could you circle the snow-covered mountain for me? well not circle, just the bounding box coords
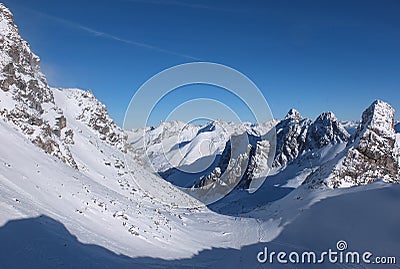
[305,100,400,188]
[134,107,356,192]
[0,4,78,168]
[0,3,399,268]
[273,109,350,168]
[0,2,263,261]
[139,99,400,192]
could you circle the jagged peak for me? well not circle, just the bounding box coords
[308,111,350,148]
[0,2,48,89]
[0,3,13,19]
[284,108,302,121]
[357,100,395,137]
[315,111,337,121]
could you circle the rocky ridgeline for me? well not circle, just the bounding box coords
[196,132,275,191]
[197,109,351,190]
[274,109,350,167]
[273,109,312,167]
[138,100,398,191]
[1,3,399,190]
[304,100,400,188]
[196,101,400,190]
[0,4,127,168]
[0,4,77,168]
[331,100,399,186]
[68,88,127,152]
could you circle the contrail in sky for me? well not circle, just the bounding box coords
[27,8,200,60]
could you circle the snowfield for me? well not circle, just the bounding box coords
[0,2,399,268]
[1,114,399,268]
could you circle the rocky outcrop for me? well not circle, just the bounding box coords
[273,109,312,167]
[331,100,399,186]
[306,112,350,149]
[0,4,77,168]
[73,89,127,152]
[0,4,127,168]
[196,131,275,192]
[273,110,349,167]
[305,100,400,188]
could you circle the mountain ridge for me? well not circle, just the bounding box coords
[1,3,400,268]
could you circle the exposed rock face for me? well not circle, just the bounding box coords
[196,131,275,192]
[73,89,127,152]
[306,112,350,149]
[196,133,251,188]
[304,100,400,188]
[0,4,77,168]
[0,4,127,168]
[273,109,312,167]
[331,100,399,186]
[273,110,349,167]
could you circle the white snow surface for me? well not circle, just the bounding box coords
[1,110,399,268]
[0,3,399,268]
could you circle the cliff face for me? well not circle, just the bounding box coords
[0,4,78,167]
[304,100,400,188]
[273,109,350,167]
[0,4,127,169]
[331,100,399,186]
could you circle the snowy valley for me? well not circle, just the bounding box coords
[0,3,399,268]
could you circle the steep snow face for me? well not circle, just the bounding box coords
[305,100,400,188]
[53,88,127,153]
[0,4,77,167]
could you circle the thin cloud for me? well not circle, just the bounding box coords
[27,8,200,60]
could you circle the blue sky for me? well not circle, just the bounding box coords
[4,0,400,126]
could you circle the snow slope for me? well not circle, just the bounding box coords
[1,119,399,268]
[0,116,273,261]
[0,2,399,268]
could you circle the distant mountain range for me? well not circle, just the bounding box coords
[0,3,399,268]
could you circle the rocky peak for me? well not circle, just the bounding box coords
[356,100,395,140]
[0,3,53,109]
[284,108,302,121]
[307,100,400,188]
[273,110,312,167]
[306,112,350,148]
[274,110,350,167]
[0,4,78,168]
[0,3,129,168]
